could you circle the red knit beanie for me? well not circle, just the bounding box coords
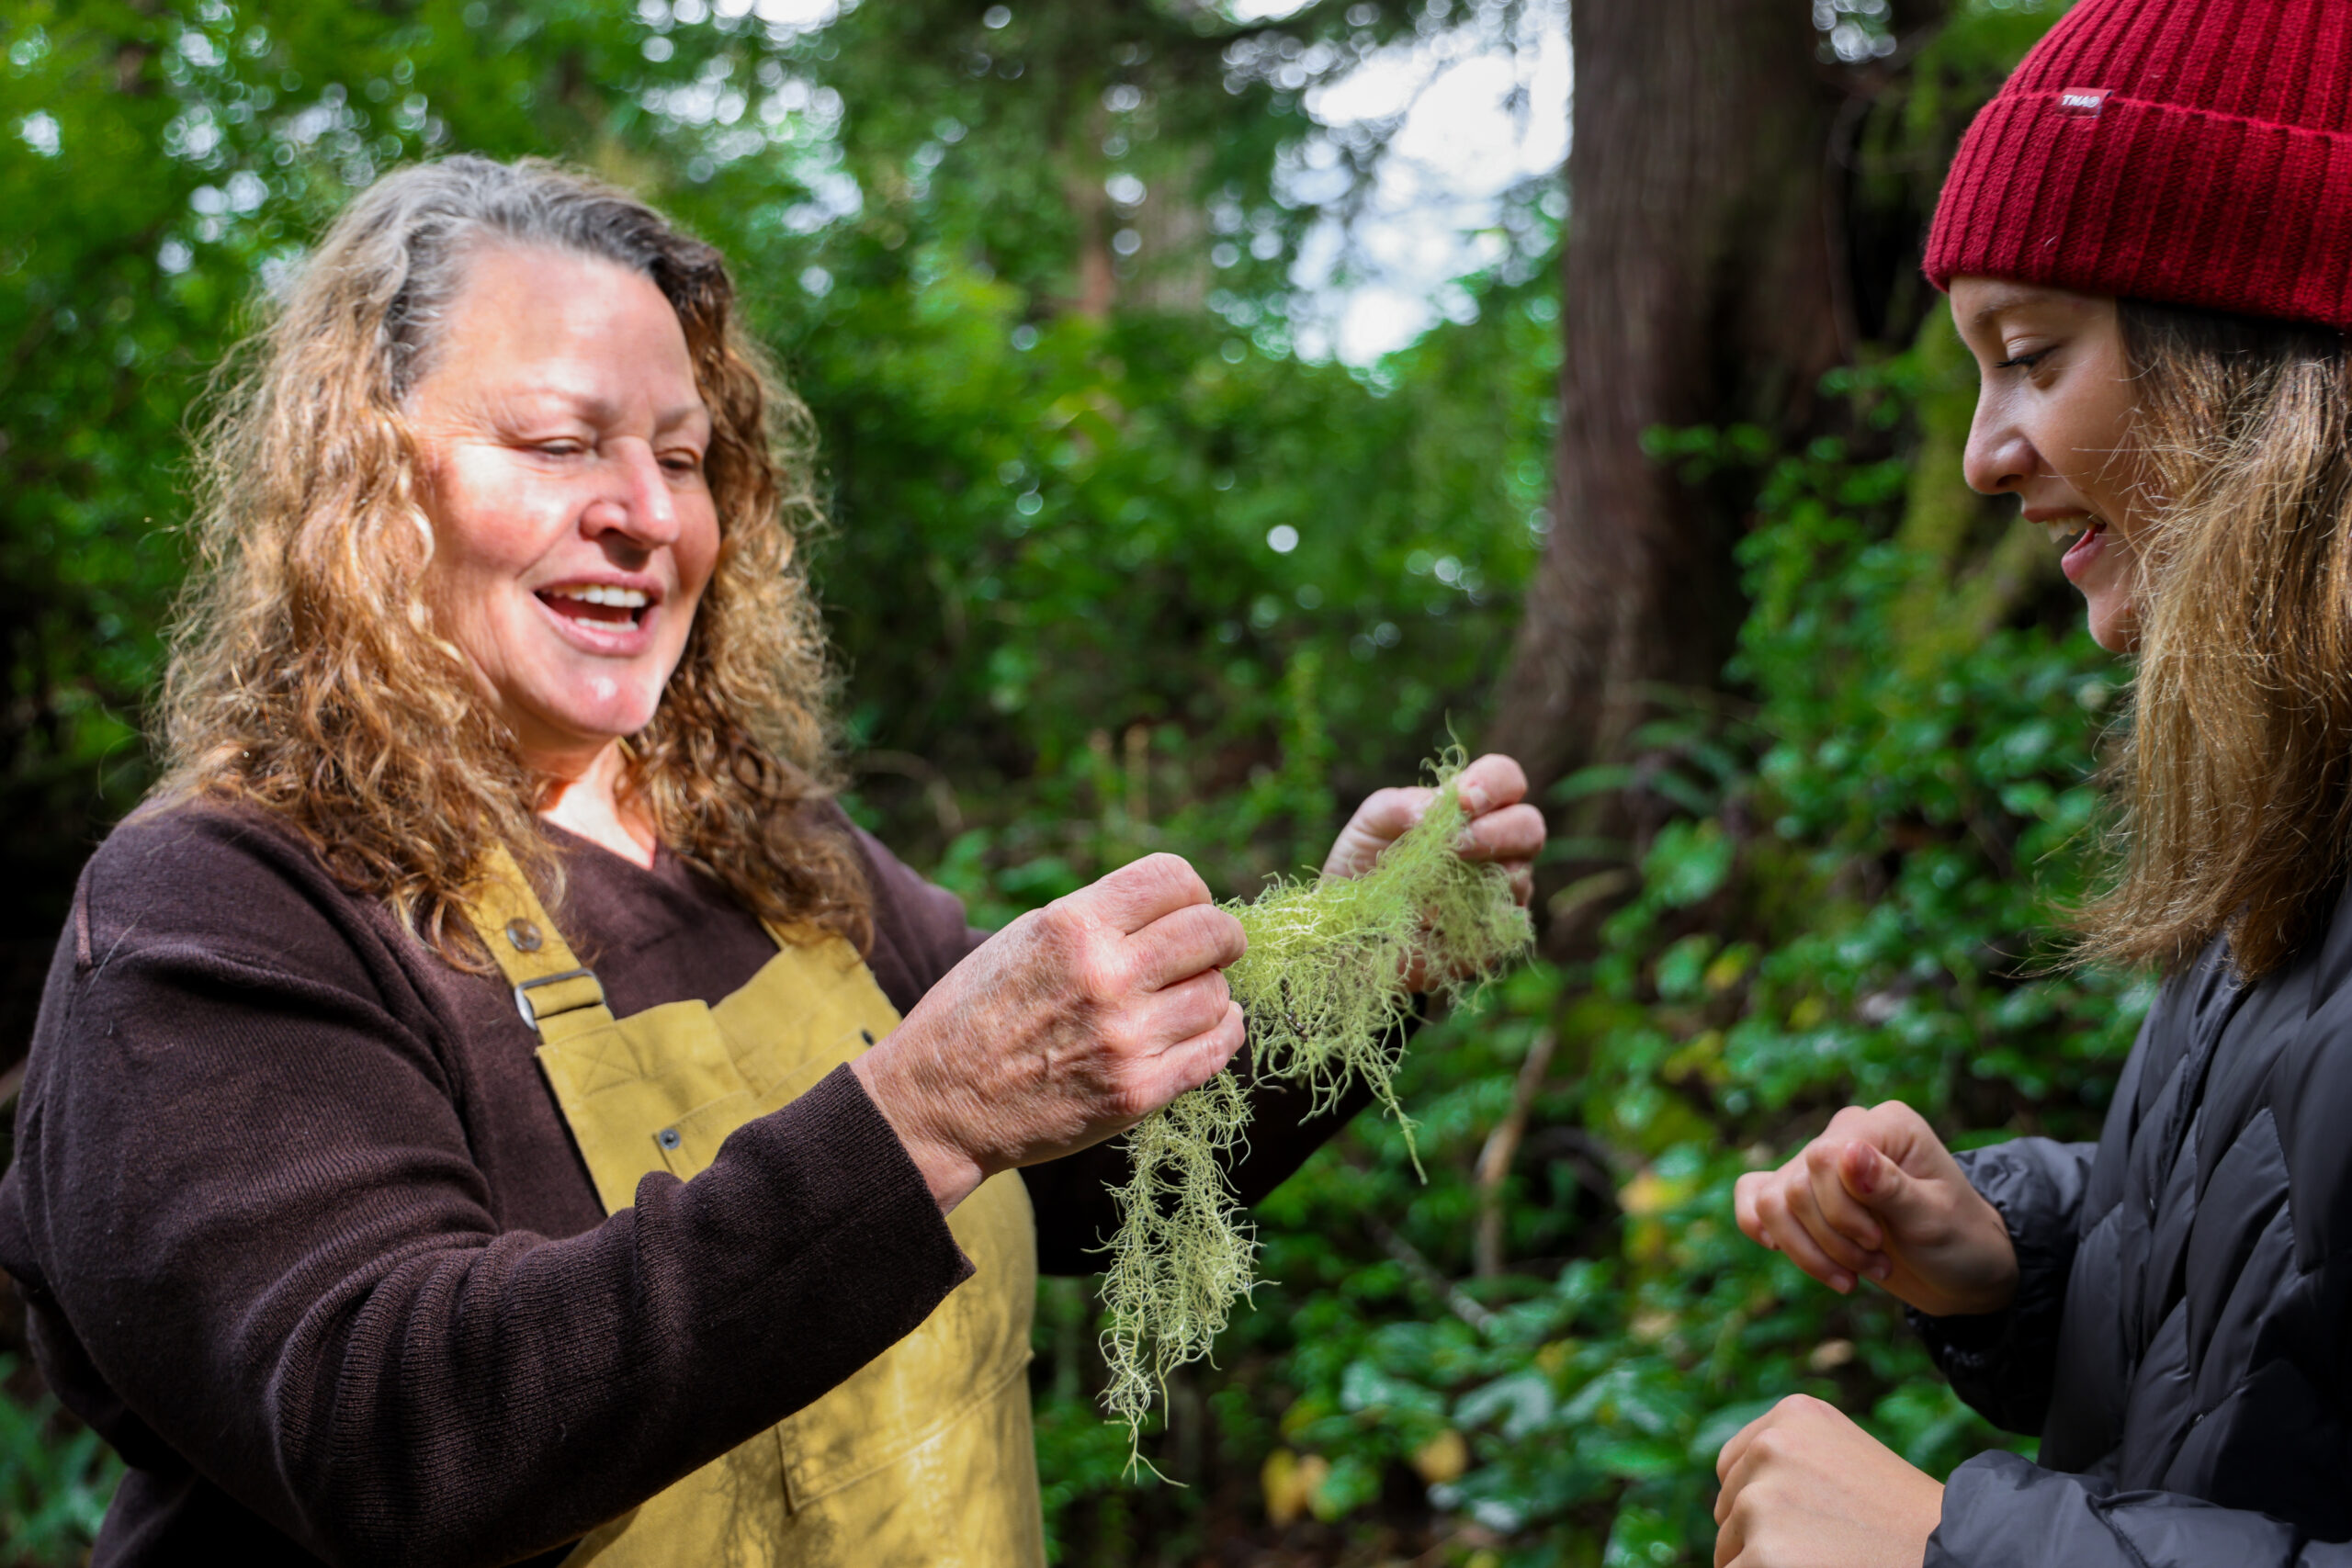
[1925,0,2352,331]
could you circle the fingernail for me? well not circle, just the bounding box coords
[1832,1273,1854,1293]
[1868,1258,1892,1281]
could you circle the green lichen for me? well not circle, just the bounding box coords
[1094,1067,1254,1453]
[1098,750,1534,1463]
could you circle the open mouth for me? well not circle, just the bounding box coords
[2042,514,2102,551]
[537,584,650,629]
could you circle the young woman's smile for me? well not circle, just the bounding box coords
[1950,276,2153,651]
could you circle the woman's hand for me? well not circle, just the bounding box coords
[851,852,1248,1212]
[1733,1100,2018,1317]
[1713,1395,1943,1568]
[1323,752,1545,987]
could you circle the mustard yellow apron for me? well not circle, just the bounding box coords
[464,848,1045,1567]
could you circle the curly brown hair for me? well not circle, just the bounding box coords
[158,155,871,964]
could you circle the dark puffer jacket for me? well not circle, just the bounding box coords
[1912,885,2352,1564]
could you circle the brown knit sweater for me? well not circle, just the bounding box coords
[0,802,1363,1567]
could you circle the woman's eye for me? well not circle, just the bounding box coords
[662,451,706,475]
[534,440,585,457]
[1994,348,2051,372]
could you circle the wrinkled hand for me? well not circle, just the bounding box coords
[1322,752,1544,989]
[1713,1395,1943,1568]
[1733,1100,2018,1317]
[851,852,1248,1213]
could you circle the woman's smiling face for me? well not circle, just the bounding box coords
[405,243,718,775]
[1951,276,2153,651]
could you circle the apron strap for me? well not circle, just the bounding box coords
[460,842,615,1043]
[461,841,797,1043]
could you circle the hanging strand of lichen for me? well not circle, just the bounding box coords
[1095,1068,1254,1452]
[1098,750,1534,1464]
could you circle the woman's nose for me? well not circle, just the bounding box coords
[579,440,681,547]
[1962,397,2036,498]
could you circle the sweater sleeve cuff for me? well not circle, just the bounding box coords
[705,1063,977,1314]
[795,1063,975,1282]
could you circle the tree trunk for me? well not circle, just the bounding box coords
[1487,0,1845,796]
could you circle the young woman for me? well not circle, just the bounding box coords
[1716,1,2352,1564]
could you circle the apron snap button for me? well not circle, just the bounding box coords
[504,919,544,953]
[657,1127,683,1151]
[861,1029,876,1045]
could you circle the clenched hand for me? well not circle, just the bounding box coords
[850,852,1249,1212]
[1733,1100,2018,1317]
[1321,751,1545,989]
[1713,1395,1943,1568]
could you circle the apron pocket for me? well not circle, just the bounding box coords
[655,1089,758,1182]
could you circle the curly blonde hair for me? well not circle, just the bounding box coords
[158,155,871,963]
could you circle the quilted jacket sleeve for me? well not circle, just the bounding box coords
[1931,1451,2352,1566]
[1906,1136,2097,1435]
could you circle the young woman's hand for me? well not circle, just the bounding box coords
[1321,751,1544,987]
[853,852,1248,1212]
[1713,1395,1943,1568]
[1732,1100,2018,1317]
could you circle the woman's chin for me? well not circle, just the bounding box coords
[2086,592,2138,654]
[507,692,665,769]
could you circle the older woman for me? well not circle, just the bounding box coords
[0,157,1543,1567]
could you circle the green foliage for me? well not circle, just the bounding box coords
[1098,756,1533,1456]
[800,268,1556,889]
[0,1358,120,1566]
